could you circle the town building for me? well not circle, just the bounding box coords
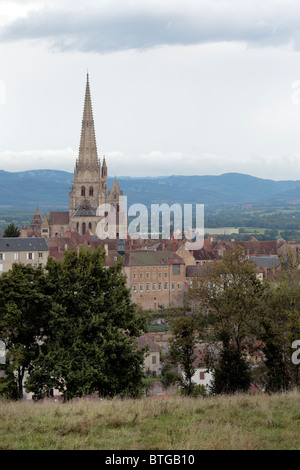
[0,237,49,274]
[122,251,185,310]
[136,334,161,376]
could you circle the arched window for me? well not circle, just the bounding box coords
[89,186,94,197]
[88,222,92,230]
[81,186,86,197]
[76,222,79,232]
[82,222,86,235]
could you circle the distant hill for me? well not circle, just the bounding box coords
[0,169,300,211]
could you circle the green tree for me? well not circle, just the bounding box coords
[186,247,264,394]
[258,252,300,391]
[210,333,252,394]
[26,247,145,401]
[3,222,20,237]
[0,264,51,399]
[169,316,198,395]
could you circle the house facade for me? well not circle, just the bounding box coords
[136,334,161,376]
[0,237,49,274]
[122,251,185,310]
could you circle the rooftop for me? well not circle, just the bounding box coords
[0,237,49,252]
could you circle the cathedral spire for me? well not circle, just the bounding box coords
[75,73,100,176]
[102,155,107,178]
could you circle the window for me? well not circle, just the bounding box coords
[0,253,5,260]
[152,273,156,279]
[172,264,180,275]
[0,264,3,272]
[133,273,136,279]
[140,273,143,279]
[152,355,157,364]
[14,253,18,260]
[140,284,143,292]
[178,282,181,291]
[152,283,156,292]
[172,282,175,291]
[81,186,86,197]
[146,283,150,292]
[159,273,162,278]
[89,187,94,197]
[133,284,137,292]
[82,222,86,235]
[165,272,168,278]
[38,252,43,259]
[88,222,92,230]
[200,371,205,381]
[164,282,168,291]
[158,283,162,291]
[146,273,150,279]
[27,253,34,260]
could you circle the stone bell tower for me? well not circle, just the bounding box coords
[69,73,108,235]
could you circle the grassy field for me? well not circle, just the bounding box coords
[0,392,299,450]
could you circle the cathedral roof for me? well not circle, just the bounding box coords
[72,205,96,217]
[49,211,70,225]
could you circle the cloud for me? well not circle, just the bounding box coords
[103,150,300,181]
[0,148,76,172]
[2,147,300,180]
[1,1,300,53]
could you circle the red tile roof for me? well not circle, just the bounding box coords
[49,211,70,226]
[136,334,160,353]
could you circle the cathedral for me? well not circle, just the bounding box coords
[40,74,123,238]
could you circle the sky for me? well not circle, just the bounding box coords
[1,0,300,180]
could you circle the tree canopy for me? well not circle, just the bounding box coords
[186,247,265,393]
[3,222,20,238]
[26,247,145,401]
[0,264,51,399]
[169,316,198,395]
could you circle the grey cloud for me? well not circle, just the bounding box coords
[0,5,298,53]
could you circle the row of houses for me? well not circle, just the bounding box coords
[0,222,292,311]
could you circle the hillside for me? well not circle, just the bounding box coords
[0,392,299,450]
[1,170,300,210]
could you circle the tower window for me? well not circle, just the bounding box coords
[82,222,86,235]
[89,187,93,197]
[81,186,86,197]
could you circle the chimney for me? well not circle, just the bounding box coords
[20,226,28,238]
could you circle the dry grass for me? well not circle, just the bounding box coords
[0,391,299,450]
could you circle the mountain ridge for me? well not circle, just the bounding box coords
[0,169,300,210]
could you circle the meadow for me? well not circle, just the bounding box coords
[0,391,299,450]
